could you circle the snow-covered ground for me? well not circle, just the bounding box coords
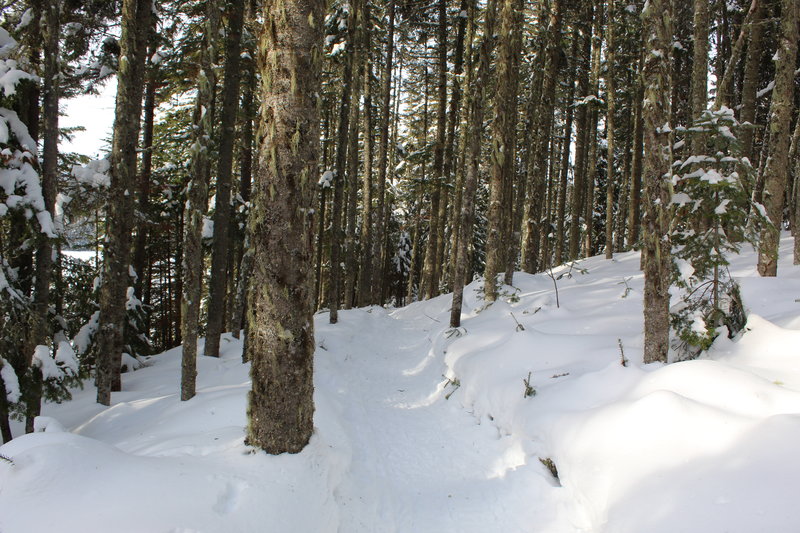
[3,234,800,533]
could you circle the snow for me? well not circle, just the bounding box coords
[71,158,111,189]
[202,216,214,239]
[0,358,20,403]
[319,169,334,188]
[32,345,61,380]
[3,235,800,532]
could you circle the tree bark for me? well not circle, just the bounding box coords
[483,0,522,300]
[231,50,257,339]
[328,5,357,324]
[739,0,765,162]
[343,0,365,310]
[568,10,591,261]
[641,0,674,364]
[132,34,157,308]
[604,0,617,259]
[25,0,59,431]
[522,0,563,271]
[245,0,323,454]
[96,0,153,405]
[757,0,798,276]
[420,0,449,301]
[450,0,496,326]
[792,118,800,263]
[627,54,645,248]
[206,0,246,356]
[357,8,375,307]
[370,0,395,304]
[181,0,220,400]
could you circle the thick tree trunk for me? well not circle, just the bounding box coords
[757,0,798,276]
[641,0,674,364]
[181,1,220,400]
[96,0,153,405]
[206,0,246,356]
[245,0,323,454]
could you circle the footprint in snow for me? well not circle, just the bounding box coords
[213,479,248,515]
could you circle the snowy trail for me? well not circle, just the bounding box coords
[7,237,800,533]
[316,306,568,533]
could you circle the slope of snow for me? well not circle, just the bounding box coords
[2,235,800,532]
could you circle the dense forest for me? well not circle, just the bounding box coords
[0,0,798,455]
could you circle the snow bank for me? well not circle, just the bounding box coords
[3,235,800,533]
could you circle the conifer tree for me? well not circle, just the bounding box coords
[483,0,522,300]
[245,0,323,454]
[205,0,247,356]
[756,0,798,277]
[96,0,153,405]
[641,0,673,364]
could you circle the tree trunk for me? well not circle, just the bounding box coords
[205,0,246,356]
[450,0,496,327]
[231,53,256,338]
[357,13,375,308]
[420,0,449,301]
[483,0,522,300]
[25,0,59,431]
[96,0,153,405]
[132,34,157,308]
[245,0,323,454]
[641,0,674,364]
[522,0,563,272]
[438,2,467,292]
[371,0,395,304]
[583,1,602,258]
[627,53,645,248]
[181,0,220,400]
[792,118,800,263]
[343,0,365,310]
[554,73,576,265]
[689,0,710,125]
[568,12,591,261]
[757,0,798,276]
[715,0,760,110]
[739,0,765,162]
[604,0,617,259]
[328,6,358,324]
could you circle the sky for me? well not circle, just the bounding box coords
[60,77,117,159]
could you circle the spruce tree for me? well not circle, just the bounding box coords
[641,0,674,364]
[245,0,323,454]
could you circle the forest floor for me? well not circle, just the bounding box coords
[3,234,800,532]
